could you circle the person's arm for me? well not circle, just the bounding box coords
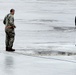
[8,15,16,28]
[8,16,14,25]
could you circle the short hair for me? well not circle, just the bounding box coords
[10,9,15,12]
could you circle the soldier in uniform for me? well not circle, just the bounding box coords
[3,9,16,51]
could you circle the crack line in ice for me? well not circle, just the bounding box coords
[13,51,76,64]
[0,50,76,64]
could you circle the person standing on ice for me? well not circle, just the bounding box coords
[75,16,76,27]
[3,9,16,51]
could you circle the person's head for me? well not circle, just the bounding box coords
[10,9,15,15]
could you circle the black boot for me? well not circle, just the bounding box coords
[6,47,9,51]
[6,47,15,52]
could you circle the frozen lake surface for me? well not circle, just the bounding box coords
[0,0,76,52]
[0,0,76,75]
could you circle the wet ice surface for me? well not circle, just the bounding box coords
[0,52,76,75]
[0,0,76,75]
